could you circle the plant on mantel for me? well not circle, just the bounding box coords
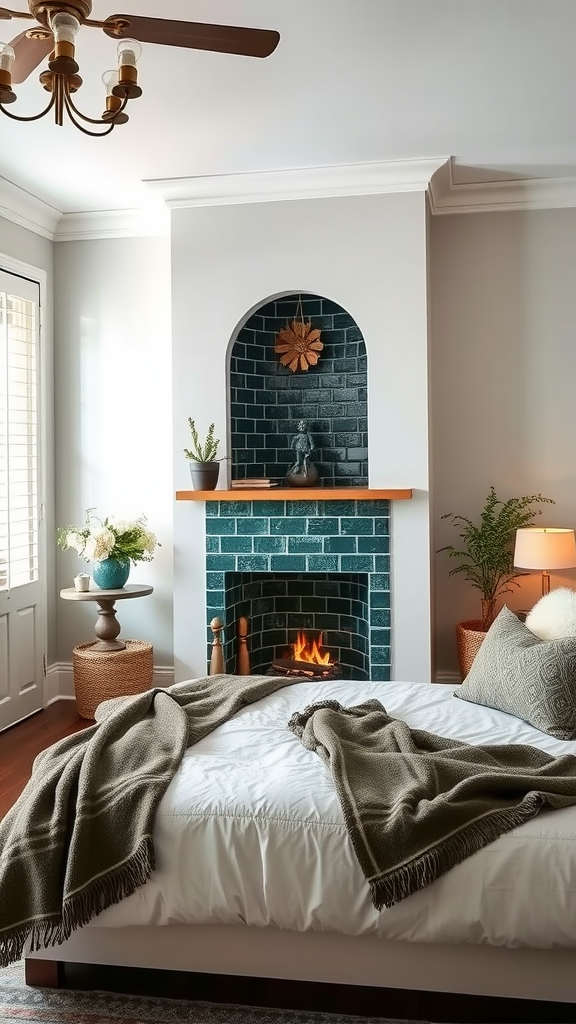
[184,419,230,491]
[438,486,555,632]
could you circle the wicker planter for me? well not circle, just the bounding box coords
[456,619,488,681]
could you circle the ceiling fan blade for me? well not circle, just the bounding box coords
[103,15,280,58]
[0,7,35,19]
[10,30,54,84]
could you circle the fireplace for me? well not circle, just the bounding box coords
[205,497,390,680]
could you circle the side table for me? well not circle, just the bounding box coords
[60,583,153,651]
[60,583,154,719]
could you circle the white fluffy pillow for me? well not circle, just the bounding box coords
[525,587,576,640]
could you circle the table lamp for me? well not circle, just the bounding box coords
[513,527,576,596]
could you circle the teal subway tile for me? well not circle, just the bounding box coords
[356,500,390,516]
[341,556,374,572]
[219,501,251,516]
[270,555,307,571]
[221,536,253,553]
[206,517,236,535]
[324,536,357,554]
[370,573,389,590]
[270,518,307,535]
[324,500,357,516]
[370,590,390,609]
[206,572,225,589]
[206,603,225,621]
[370,608,391,627]
[358,537,386,554]
[371,665,390,681]
[289,537,323,554]
[237,555,271,572]
[342,517,373,535]
[238,517,269,535]
[375,518,390,536]
[206,536,220,553]
[205,501,220,517]
[371,628,390,646]
[256,500,286,516]
[371,648,389,665]
[286,500,319,516]
[254,536,286,553]
[206,555,237,571]
[307,555,340,572]
[308,517,339,535]
[374,556,391,573]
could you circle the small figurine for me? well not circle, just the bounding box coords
[286,420,319,487]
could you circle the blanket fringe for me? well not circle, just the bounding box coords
[0,835,155,968]
[370,791,545,911]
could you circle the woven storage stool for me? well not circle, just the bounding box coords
[456,620,487,681]
[72,639,153,719]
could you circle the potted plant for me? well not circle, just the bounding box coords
[184,419,228,491]
[438,486,554,676]
[58,510,159,589]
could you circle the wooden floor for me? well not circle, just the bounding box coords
[0,701,90,820]
[2,702,576,1022]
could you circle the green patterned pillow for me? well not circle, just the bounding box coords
[455,605,576,739]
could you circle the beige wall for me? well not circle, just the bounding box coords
[430,208,576,675]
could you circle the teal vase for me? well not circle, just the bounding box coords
[92,557,130,590]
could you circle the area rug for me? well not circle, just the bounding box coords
[0,960,430,1024]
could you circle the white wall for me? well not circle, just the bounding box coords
[170,191,432,683]
[53,236,173,668]
[430,208,576,675]
[0,217,55,661]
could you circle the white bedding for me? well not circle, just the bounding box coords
[94,678,576,949]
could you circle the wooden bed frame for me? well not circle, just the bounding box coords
[25,923,576,1006]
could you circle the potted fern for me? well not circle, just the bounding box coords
[438,486,554,676]
[184,419,227,491]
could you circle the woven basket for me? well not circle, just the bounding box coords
[72,639,154,720]
[456,620,487,681]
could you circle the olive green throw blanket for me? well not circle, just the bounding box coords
[0,673,292,968]
[288,699,576,911]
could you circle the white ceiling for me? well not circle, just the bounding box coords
[1,0,576,215]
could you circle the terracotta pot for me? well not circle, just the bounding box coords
[456,619,488,680]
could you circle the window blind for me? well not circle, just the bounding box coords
[0,280,39,591]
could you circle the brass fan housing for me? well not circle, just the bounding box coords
[29,1,92,30]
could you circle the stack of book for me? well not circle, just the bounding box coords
[230,478,279,489]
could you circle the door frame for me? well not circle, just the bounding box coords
[0,251,49,721]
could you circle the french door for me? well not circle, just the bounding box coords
[0,267,45,731]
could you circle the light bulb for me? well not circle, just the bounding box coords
[102,69,119,97]
[50,12,80,45]
[0,41,15,73]
[117,38,142,68]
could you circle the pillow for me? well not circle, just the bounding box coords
[455,605,576,739]
[525,587,576,640]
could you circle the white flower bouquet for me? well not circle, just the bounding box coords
[57,509,159,564]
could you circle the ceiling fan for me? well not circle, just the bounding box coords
[0,2,280,135]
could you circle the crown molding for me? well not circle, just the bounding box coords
[429,158,576,214]
[0,175,61,240]
[147,157,450,209]
[54,206,171,242]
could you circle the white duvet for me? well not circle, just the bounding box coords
[95,678,576,948]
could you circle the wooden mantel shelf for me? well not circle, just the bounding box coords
[176,488,413,502]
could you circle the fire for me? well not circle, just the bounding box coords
[292,631,332,666]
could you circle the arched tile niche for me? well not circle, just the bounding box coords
[229,292,368,486]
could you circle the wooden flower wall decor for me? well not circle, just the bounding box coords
[275,319,323,372]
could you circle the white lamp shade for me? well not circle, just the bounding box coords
[514,528,576,570]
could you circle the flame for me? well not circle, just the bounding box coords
[292,631,332,666]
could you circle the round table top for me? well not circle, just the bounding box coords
[60,583,154,602]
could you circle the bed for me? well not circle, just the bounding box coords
[23,673,576,1005]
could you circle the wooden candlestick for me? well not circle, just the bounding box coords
[209,617,225,675]
[237,616,250,675]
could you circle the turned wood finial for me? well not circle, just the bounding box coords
[209,617,225,675]
[237,615,250,675]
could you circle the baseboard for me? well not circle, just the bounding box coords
[45,661,175,705]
